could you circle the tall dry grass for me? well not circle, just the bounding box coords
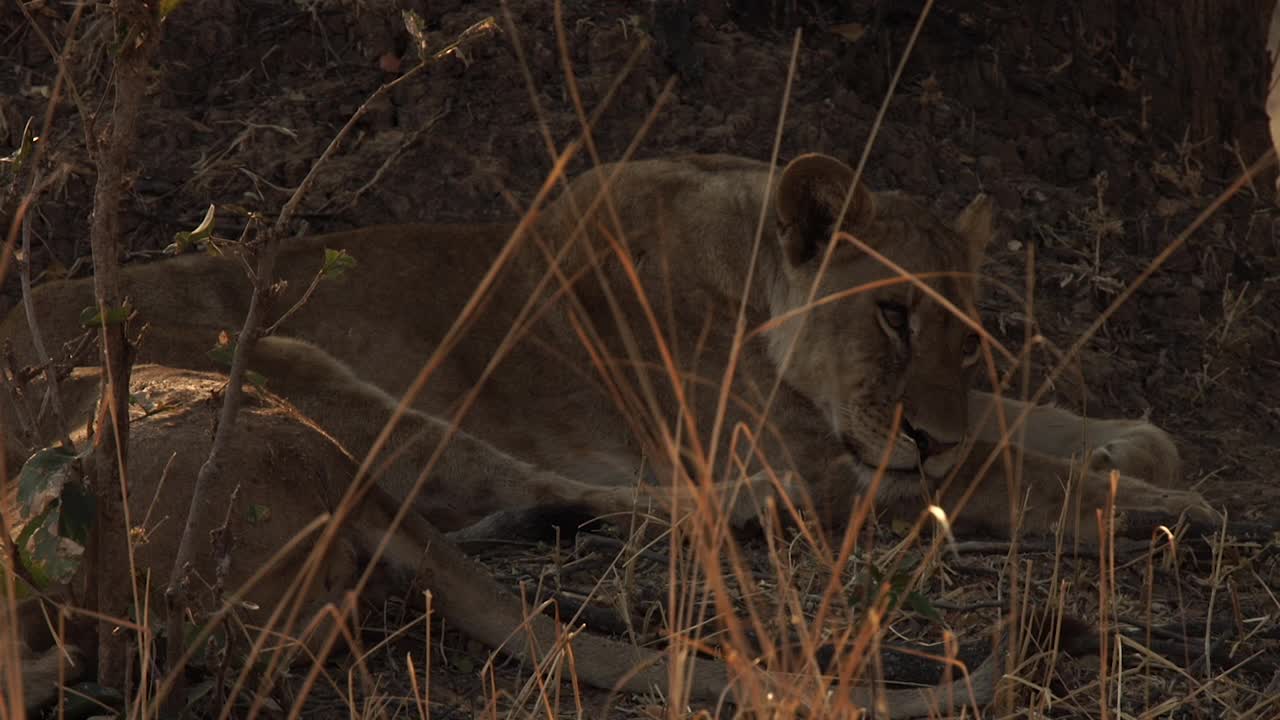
[2,1,1277,719]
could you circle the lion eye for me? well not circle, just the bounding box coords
[878,302,909,331]
[962,333,981,356]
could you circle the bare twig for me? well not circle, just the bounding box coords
[261,264,324,337]
[342,100,452,209]
[0,348,38,446]
[19,215,76,451]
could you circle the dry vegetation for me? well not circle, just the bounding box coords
[2,1,1279,719]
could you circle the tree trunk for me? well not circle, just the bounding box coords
[85,0,160,693]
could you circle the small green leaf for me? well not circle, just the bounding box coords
[906,591,942,624]
[207,337,235,368]
[207,345,234,367]
[58,483,96,545]
[207,333,264,386]
[246,504,271,525]
[166,204,216,255]
[1,118,37,176]
[320,248,356,279]
[79,305,129,328]
[17,446,78,516]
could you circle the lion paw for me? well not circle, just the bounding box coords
[1085,421,1181,486]
[722,471,795,529]
[1117,485,1221,529]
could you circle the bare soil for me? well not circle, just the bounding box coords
[3,1,1278,717]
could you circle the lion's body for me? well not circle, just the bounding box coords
[2,153,1208,535]
[1,152,1212,712]
[3,365,765,711]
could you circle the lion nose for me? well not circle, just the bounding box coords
[902,420,958,459]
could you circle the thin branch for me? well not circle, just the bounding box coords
[158,16,501,712]
[19,209,75,451]
[342,100,452,209]
[83,0,161,695]
[262,266,323,337]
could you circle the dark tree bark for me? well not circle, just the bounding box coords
[84,0,161,692]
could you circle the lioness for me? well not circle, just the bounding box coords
[2,153,1213,543]
[4,354,999,717]
[2,151,1214,714]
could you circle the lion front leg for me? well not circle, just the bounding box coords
[969,390,1182,487]
[940,445,1216,542]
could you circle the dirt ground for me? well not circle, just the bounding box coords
[3,1,1278,718]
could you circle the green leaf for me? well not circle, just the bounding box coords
[20,502,83,586]
[79,305,129,328]
[14,504,53,564]
[207,341,235,368]
[166,204,217,255]
[246,504,271,525]
[17,446,78,517]
[206,342,264,386]
[1,118,37,176]
[906,591,942,624]
[207,333,265,386]
[58,483,96,546]
[320,248,356,279]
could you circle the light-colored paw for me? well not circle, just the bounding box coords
[722,470,795,529]
[1086,421,1181,486]
[1158,488,1221,526]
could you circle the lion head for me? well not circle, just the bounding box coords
[765,153,994,480]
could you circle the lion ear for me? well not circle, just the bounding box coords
[954,194,994,271]
[776,153,876,266]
